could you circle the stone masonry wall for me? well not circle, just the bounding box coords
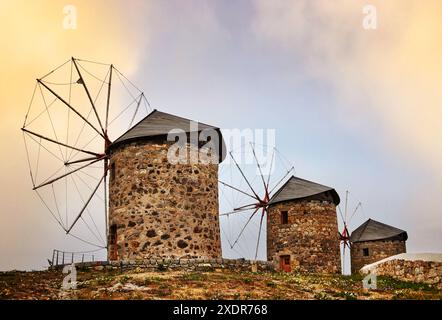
[52,259,274,273]
[351,240,406,274]
[267,200,341,274]
[360,259,442,289]
[108,140,221,261]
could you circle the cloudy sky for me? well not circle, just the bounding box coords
[0,0,441,270]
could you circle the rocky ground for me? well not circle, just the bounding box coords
[0,268,440,300]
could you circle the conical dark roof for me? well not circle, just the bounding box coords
[112,109,218,145]
[109,109,225,161]
[268,176,340,205]
[350,219,408,243]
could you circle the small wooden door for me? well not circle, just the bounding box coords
[280,255,291,272]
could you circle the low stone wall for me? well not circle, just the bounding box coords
[361,259,442,289]
[51,258,275,273]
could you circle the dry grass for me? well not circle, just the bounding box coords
[0,268,440,300]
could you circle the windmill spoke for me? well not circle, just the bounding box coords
[229,152,261,200]
[69,232,107,249]
[23,58,153,252]
[348,202,362,224]
[233,203,257,211]
[129,93,144,130]
[51,184,64,229]
[70,174,105,245]
[72,58,106,136]
[231,207,260,248]
[108,97,138,126]
[254,208,266,260]
[66,172,106,234]
[220,207,253,217]
[24,131,64,163]
[219,180,258,201]
[337,205,345,225]
[22,132,36,187]
[269,166,294,194]
[21,128,102,158]
[35,189,68,232]
[39,59,71,80]
[65,156,104,166]
[105,65,113,132]
[37,83,66,162]
[67,66,110,160]
[249,143,268,194]
[33,157,105,190]
[66,59,73,157]
[37,79,105,139]
[265,148,275,190]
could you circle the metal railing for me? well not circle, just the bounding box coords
[49,249,105,266]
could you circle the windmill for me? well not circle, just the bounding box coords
[337,190,364,274]
[218,142,295,261]
[22,58,151,258]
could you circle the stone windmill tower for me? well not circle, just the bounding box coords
[107,109,225,261]
[266,176,341,273]
[350,219,408,273]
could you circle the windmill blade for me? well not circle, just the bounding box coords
[348,202,362,224]
[265,148,275,190]
[64,156,103,166]
[72,58,106,136]
[233,203,258,211]
[22,128,102,157]
[337,205,346,224]
[128,93,144,129]
[220,207,253,217]
[22,58,153,252]
[32,157,105,190]
[231,207,260,249]
[268,166,294,194]
[229,152,261,200]
[219,180,258,201]
[105,64,113,132]
[37,79,105,139]
[249,142,268,193]
[66,173,106,234]
[254,208,266,260]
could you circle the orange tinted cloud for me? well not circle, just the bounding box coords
[252,0,442,174]
[0,0,149,269]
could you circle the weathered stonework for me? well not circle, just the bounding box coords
[360,259,442,289]
[267,200,341,274]
[51,258,274,273]
[351,240,406,274]
[108,140,221,261]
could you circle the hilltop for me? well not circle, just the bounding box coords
[0,268,440,300]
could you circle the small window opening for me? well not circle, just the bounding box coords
[363,248,369,256]
[281,211,288,224]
